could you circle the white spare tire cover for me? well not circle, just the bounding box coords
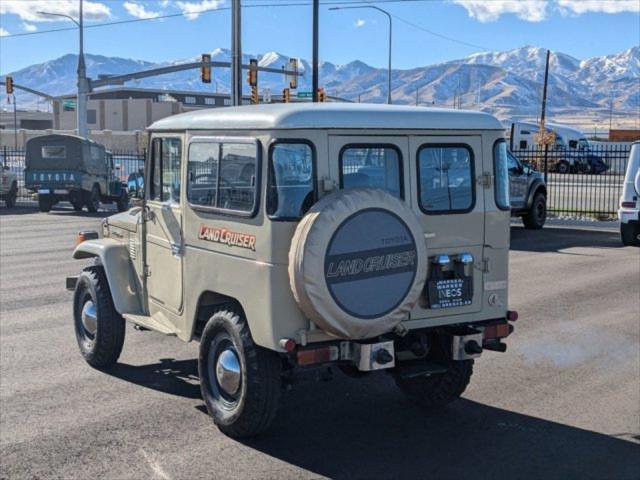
[289,188,428,339]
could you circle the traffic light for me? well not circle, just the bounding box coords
[318,87,326,102]
[248,59,258,87]
[288,58,298,90]
[201,54,211,83]
[282,88,290,103]
[5,76,14,95]
[251,86,259,105]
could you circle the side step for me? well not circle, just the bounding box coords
[123,313,176,336]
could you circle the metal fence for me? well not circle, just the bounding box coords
[511,145,631,217]
[1,146,145,205]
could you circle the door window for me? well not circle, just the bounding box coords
[187,139,259,215]
[339,145,402,198]
[149,137,182,203]
[417,145,475,214]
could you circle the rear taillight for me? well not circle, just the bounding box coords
[507,310,519,321]
[484,323,512,340]
[296,345,339,366]
[621,201,636,208]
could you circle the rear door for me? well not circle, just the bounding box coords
[409,135,485,317]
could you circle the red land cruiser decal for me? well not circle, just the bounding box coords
[198,224,256,251]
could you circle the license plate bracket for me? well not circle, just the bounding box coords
[427,277,473,309]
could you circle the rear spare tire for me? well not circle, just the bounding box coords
[289,188,428,339]
[38,194,52,213]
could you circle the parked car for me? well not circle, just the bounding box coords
[24,134,129,213]
[618,141,640,246]
[502,147,547,229]
[66,104,518,438]
[0,166,18,208]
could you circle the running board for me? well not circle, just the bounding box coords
[123,313,176,336]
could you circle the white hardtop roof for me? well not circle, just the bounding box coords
[514,121,586,137]
[148,103,503,132]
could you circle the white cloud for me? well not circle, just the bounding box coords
[354,19,366,28]
[0,28,9,37]
[124,1,161,19]
[0,0,111,22]
[557,0,640,15]
[175,0,224,20]
[160,0,171,6]
[451,0,548,22]
[450,0,639,22]
[22,23,38,32]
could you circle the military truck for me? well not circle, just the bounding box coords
[67,104,518,438]
[25,134,129,213]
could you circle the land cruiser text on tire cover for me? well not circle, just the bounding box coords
[288,188,428,339]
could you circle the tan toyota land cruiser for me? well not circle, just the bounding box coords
[67,103,518,438]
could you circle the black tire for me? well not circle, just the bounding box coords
[556,161,570,174]
[394,360,473,408]
[5,182,17,208]
[523,192,547,230]
[73,266,125,368]
[70,199,84,211]
[85,185,100,213]
[199,306,281,438]
[621,222,640,246]
[38,194,52,213]
[116,190,129,212]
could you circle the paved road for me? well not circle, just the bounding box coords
[1,206,639,480]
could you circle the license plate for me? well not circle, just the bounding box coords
[427,277,472,309]
[38,189,50,194]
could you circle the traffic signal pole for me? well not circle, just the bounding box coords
[231,0,242,106]
[312,0,319,103]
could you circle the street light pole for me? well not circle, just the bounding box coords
[38,1,89,138]
[329,5,392,104]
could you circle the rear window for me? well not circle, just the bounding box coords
[267,141,315,220]
[493,140,510,210]
[417,145,474,214]
[340,145,402,198]
[42,146,66,159]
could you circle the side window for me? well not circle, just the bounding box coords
[519,140,528,149]
[268,142,315,219]
[187,139,259,215]
[507,152,520,172]
[417,145,474,214]
[149,137,182,203]
[340,146,402,198]
[187,142,219,207]
[494,140,511,211]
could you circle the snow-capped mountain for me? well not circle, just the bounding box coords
[3,46,638,119]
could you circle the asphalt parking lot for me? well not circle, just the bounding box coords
[1,206,639,480]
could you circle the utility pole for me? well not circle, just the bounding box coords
[539,49,551,182]
[231,0,242,106]
[12,95,17,149]
[312,0,319,103]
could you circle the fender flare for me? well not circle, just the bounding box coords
[525,181,547,210]
[73,239,142,314]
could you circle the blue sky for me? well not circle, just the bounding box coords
[0,0,638,74]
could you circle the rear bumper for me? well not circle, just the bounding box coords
[618,209,639,224]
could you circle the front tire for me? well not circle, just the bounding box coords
[198,307,281,438]
[85,185,100,213]
[5,182,17,208]
[116,190,129,212]
[556,161,570,174]
[73,266,125,368]
[523,192,547,229]
[394,360,474,408]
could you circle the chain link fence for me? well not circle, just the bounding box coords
[511,144,631,217]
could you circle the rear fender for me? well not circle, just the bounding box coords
[73,238,143,314]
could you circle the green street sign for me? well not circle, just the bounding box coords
[297,91,313,98]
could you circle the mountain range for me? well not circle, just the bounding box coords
[3,46,638,121]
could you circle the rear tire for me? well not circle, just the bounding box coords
[85,185,100,213]
[394,360,474,408]
[556,161,570,174]
[621,222,640,246]
[70,199,84,211]
[5,182,17,208]
[523,192,547,230]
[73,266,125,368]
[198,306,281,438]
[38,194,52,213]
